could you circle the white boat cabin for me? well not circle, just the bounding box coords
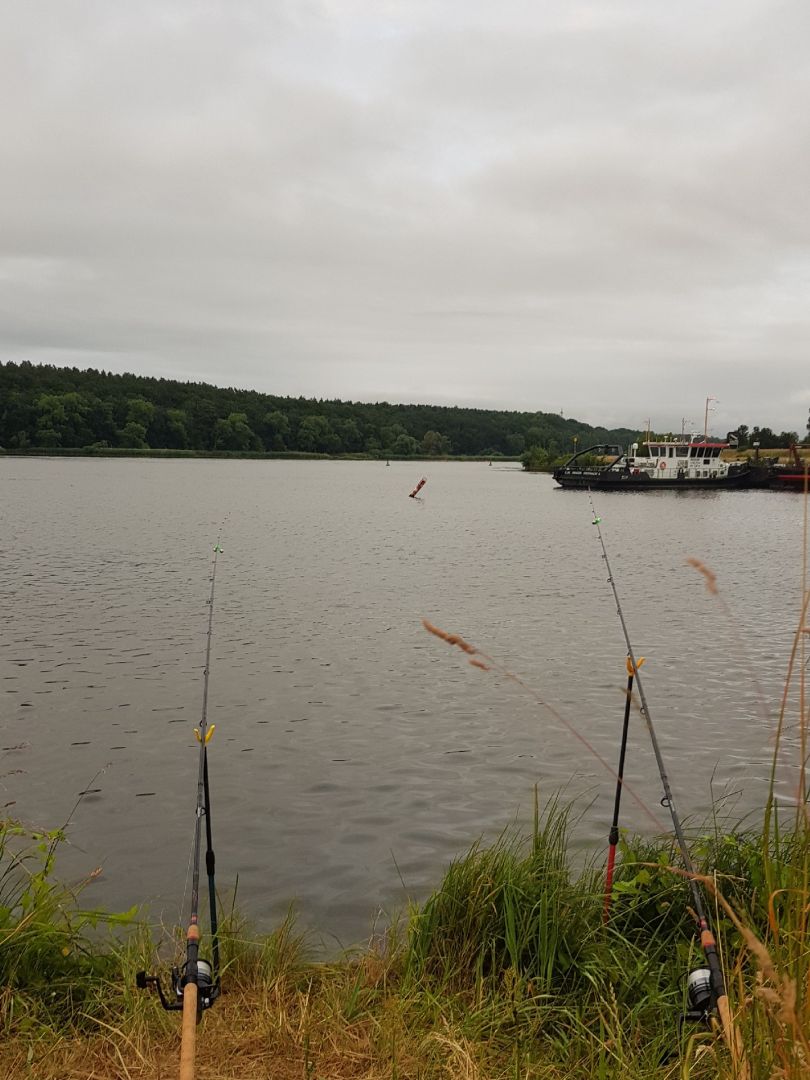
[624,437,731,479]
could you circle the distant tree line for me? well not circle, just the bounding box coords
[0,361,640,458]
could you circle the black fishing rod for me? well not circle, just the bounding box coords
[137,543,223,1080]
[587,496,740,1059]
[603,653,644,923]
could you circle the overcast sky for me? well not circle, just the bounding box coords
[1,1,809,435]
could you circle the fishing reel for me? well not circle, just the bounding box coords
[683,967,713,1023]
[136,959,220,1016]
[659,968,715,1065]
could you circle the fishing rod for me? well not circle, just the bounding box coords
[603,653,644,923]
[587,496,739,1058]
[137,543,223,1078]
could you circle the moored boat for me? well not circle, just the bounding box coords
[553,435,763,490]
[770,470,810,491]
[767,444,810,491]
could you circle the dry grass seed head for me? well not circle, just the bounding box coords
[422,620,478,655]
[686,557,718,595]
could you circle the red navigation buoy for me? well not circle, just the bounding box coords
[409,477,427,498]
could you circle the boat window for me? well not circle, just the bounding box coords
[676,446,687,457]
[668,446,674,457]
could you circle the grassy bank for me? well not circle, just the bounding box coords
[1,792,808,1079]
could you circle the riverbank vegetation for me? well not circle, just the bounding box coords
[0,361,638,460]
[1,785,808,1078]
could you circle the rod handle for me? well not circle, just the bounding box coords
[179,982,198,1080]
[716,992,748,1080]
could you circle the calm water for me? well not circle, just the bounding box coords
[1,457,806,946]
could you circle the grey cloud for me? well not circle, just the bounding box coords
[0,0,808,434]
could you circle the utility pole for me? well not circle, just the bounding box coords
[643,418,651,444]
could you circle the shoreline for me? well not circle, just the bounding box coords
[0,447,523,463]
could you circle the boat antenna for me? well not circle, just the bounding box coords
[587,494,739,1057]
[137,542,223,1078]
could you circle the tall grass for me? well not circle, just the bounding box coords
[403,800,788,1067]
[406,797,599,996]
[2,797,807,1076]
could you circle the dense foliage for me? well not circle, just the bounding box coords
[0,361,639,458]
[726,422,806,449]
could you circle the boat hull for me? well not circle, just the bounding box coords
[553,468,759,490]
[769,473,810,491]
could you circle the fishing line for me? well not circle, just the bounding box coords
[422,619,667,834]
[586,493,741,1062]
[179,826,195,939]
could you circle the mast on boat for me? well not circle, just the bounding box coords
[703,396,718,443]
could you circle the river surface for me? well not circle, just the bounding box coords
[1,457,806,947]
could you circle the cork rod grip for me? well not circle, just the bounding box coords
[179,982,198,1080]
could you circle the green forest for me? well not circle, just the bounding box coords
[0,361,640,459]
